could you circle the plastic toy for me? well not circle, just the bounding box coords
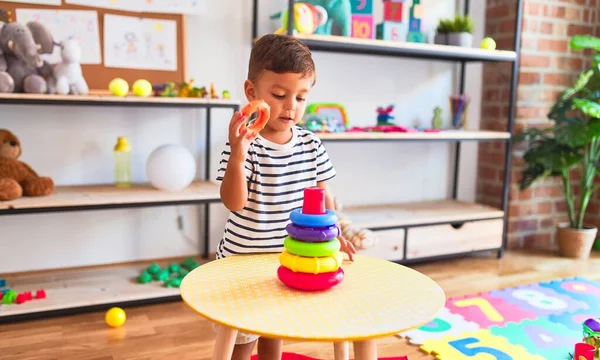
[351,14,374,39]
[304,0,352,36]
[274,3,328,35]
[132,79,152,97]
[108,78,129,97]
[105,307,126,328]
[582,318,600,356]
[573,342,595,360]
[222,90,231,99]
[376,21,405,41]
[135,258,197,288]
[240,100,271,137]
[2,289,15,304]
[277,187,345,291]
[35,289,46,299]
[0,279,5,287]
[407,0,425,43]
[285,223,339,242]
[376,105,395,125]
[384,1,403,22]
[432,107,443,129]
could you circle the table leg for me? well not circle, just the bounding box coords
[212,325,238,360]
[353,340,377,360]
[333,341,349,360]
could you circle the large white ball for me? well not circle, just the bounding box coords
[146,144,196,191]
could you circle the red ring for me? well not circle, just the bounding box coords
[277,265,344,291]
[241,100,270,136]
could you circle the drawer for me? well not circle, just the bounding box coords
[357,228,405,261]
[405,219,503,259]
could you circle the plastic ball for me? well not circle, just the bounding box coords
[146,144,197,191]
[132,79,152,97]
[109,78,129,97]
[105,307,126,327]
[481,37,497,50]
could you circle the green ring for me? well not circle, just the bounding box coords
[283,236,341,257]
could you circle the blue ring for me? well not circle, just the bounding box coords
[289,208,338,227]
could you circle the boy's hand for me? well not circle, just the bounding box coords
[229,111,257,162]
[338,230,356,261]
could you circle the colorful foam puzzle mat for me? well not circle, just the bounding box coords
[397,276,600,359]
[250,354,407,360]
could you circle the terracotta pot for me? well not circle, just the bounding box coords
[556,223,598,259]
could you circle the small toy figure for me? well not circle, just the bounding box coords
[583,318,600,357]
[432,107,443,129]
[222,90,230,99]
[210,82,219,99]
[376,104,395,125]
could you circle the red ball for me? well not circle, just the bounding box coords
[277,265,344,291]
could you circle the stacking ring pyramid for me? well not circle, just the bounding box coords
[277,187,345,291]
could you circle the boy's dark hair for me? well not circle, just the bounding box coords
[248,34,316,84]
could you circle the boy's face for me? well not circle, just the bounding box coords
[244,70,314,134]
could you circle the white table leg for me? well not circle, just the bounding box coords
[212,325,238,360]
[353,340,377,360]
[333,341,349,360]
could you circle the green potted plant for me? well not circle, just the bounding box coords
[516,34,600,259]
[434,18,453,45]
[447,15,474,47]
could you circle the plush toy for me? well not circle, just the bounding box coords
[48,39,89,95]
[0,21,55,93]
[304,0,352,36]
[334,197,378,249]
[0,129,54,201]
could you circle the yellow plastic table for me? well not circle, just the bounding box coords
[180,253,445,360]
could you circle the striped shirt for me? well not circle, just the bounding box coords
[215,126,336,259]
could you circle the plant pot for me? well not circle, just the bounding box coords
[434,33,448,45]
[447,32,473,47]
[556,223,598,259]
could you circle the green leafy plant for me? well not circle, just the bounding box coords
[516,35,600,230]
[436,15,475,34]
[436,19,454,34]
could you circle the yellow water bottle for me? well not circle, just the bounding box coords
[114,136,131,188]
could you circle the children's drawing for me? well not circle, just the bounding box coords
[3,0,61,5]
[15,9,101,65]
[103,14,177,71]
[65,0,205,14]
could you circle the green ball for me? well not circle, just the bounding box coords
[481,37,497,50]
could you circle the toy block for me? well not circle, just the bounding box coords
[383,1,403,22]
[408,31,425,43]
[376,21,406,42]
[410,4,424,18]
[0,279,5,288]
[351,0,372,15]
[409,17,421,32]
[35,289,46,299]
[351,14,374,39]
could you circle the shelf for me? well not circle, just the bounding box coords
[0,92,240,108]
[280,34,517,63]
[0,258,207,321]
[317,130,511,142]
[342,199,504,230]
[0,181,221,215]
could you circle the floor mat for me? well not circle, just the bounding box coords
[398,276,600,359]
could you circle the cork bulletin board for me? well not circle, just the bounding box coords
[0,1,187,90]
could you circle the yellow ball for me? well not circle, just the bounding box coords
[133,79,153,97]
[109,78,129,97]
[481,37,497,50]
[105,307,126,328]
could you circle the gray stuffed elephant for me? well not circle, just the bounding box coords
[0,21,55,94]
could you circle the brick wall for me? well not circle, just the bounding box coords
[477,0,599,249]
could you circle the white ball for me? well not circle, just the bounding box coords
[146,144,197,191]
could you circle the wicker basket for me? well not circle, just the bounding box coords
[556,223,598,259]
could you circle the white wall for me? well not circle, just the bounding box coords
[0,0,484,273]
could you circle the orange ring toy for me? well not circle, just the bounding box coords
[241,99,270,136]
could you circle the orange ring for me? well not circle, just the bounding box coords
[241,99,270,136]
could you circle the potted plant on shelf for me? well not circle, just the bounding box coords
[447,15,474,47]
[434,18,453,45]
[516,34,600,259]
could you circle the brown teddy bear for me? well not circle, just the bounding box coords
[0,129,54,201]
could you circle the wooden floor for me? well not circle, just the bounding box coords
[2,249,600,360]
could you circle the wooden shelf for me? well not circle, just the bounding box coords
[342,199,504,229]
[0,257,209,321]
[285,34,517,63]
[0,92,240,108]
[317,130,511,142]
[0,181,221,215]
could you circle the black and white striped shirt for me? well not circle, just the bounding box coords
[215,126,336,259]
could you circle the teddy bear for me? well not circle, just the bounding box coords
[334,197,378,249]
[0,129,54,201]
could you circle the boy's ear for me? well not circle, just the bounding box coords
[244,79,256,102]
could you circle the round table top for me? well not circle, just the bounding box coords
[180,253,445,342]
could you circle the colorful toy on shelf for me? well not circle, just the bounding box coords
[277,187,345,292]
[0,279,5,288]
[300,103,348,133]
[132,79,152,97]
[350,0,374,39]
[303,0,352,37]
[222,90,231,99]
[383,0,404,22]
[109,78,129,97]
[582,318,600,357]
[273,3,328,35]
[432,106,443,129]
[135,257,198,288]
[376,104,395,125]
[449,94,470,129]
[407,0,425,43]
[376,21,405,41]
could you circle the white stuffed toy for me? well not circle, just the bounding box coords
[50,39,88,95]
